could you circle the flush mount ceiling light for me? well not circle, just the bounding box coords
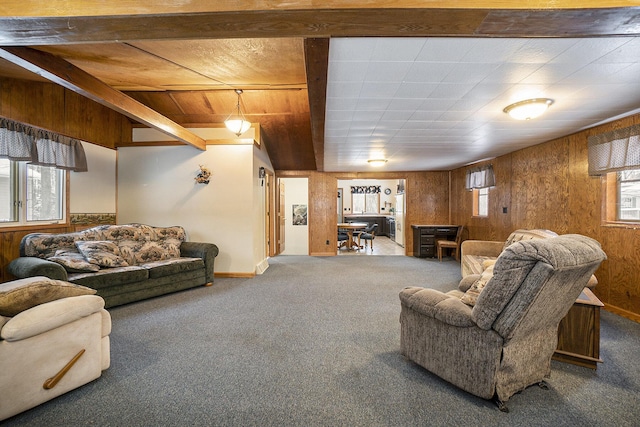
[224,89,251,136]
[367,159,388,167]
[503,98,554,120]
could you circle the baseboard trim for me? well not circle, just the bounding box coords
[214,272,256,278]
[310,251,336,256]
[604,304,640,323]
[256,259,269,275]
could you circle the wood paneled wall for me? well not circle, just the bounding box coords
[0,77,132,149]
[451,113,640,321]
[0,78,130,282]
[278,170,450,256]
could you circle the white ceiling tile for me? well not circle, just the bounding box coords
[394,82,438,98]
[355,98,392,111]
[363,61,412,82]
[329,38,376,61]
[404,62,455,83]
[552,38,630,65]
[428,83,477,99]
[327,61,369,82]
[324,37,640,172]
[326,81,363,98]
[415,38,471,62]
[442,63,500,84]
[370,38,427,61]
[360,82,402,98]
[387,98,424,111]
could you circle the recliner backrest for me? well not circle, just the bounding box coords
[471,235,606,341]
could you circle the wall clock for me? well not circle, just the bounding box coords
[384,188,391,195]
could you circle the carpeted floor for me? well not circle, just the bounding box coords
[4,255,640,426]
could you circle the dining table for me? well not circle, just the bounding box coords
[337,222,368,250]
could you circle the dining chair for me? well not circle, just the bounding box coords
[437,225,464,261]
[358,223,378,251]
[337,230,349,249]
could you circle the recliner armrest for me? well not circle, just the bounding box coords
[0,295,105,342]
[7,257,68,281]
[399,287,474,327]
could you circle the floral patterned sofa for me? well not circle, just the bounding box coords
[7,224,219,308]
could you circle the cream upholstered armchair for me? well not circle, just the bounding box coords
[399,234,606,411]
[0,277,111,421]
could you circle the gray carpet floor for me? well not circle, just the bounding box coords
[4,255,640,426]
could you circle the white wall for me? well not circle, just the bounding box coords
[70,143,116,213]
[281,177,309,255]
[117,144,260,275]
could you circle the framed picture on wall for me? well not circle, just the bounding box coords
[292,204,307,225]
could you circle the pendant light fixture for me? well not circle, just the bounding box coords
[224,89,251,136]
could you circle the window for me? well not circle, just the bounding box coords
[352,193,380,214]
[0,158,65,225]
[473,187,489,217]
[607,169,640,222]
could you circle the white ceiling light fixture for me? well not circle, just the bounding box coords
[503,98,554,120]
[224,89,251,136]
[367,159,388,167]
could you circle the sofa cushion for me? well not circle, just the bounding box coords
[68,266,149,290]
[0,276,96,317]
[76,240,129,268]
[461,264,495,307]
[47,249,100,273]
[140,257,204,279]
[462,254,496,276]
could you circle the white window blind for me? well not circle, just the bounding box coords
[465,164,495,190]
[588,123,640,176]
[0,117,88,172]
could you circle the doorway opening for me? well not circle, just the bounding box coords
[337,178,406,256]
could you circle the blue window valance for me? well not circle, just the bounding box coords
[0,117,88,172]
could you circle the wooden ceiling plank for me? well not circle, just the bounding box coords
[0,46,206,150]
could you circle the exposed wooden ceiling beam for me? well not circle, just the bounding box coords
[1,8,639,46]
[0,47,206,150]
[304,38,329,173]
[3,1,634,17]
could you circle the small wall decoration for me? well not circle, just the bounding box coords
[292,204,308,226]
[194,165,211,184]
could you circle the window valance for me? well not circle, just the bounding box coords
[0,117,88,172]
[588,123,640,176]
[465,164,495,190]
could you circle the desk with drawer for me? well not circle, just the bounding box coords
[411,225,459,258]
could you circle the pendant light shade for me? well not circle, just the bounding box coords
[225,89,251,136]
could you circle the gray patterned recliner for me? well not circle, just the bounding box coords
[399,234,606,411]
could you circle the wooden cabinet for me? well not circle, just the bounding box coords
[553,287,603,369]
[411,225,459,258]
